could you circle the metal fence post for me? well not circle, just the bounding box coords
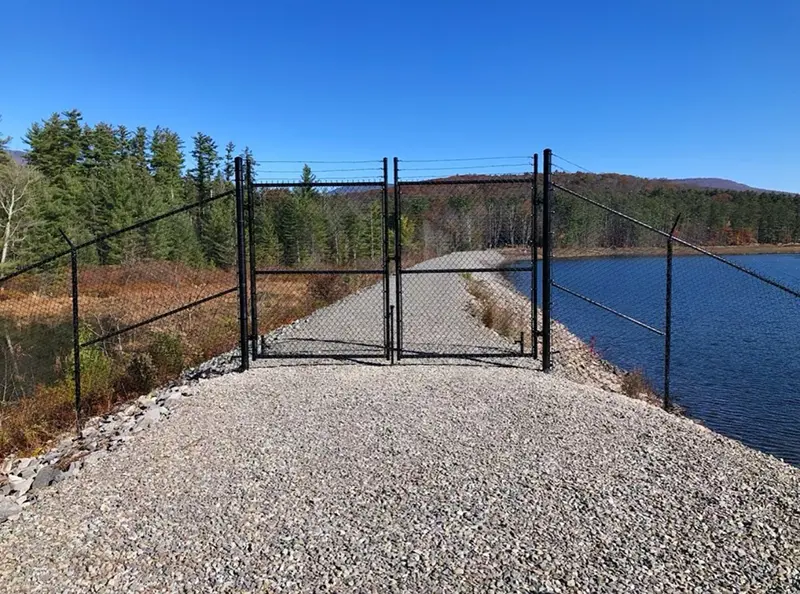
[59,230,82,434]
[234,157,249,371]
[382,157,391,361]
[542,149,553,371]
[532,153,539,359]
[393,157,403,360]
[246,157,259,360]
[664,214,681,410]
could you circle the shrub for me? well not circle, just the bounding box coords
[115,353,157,397]
[308,274,351,305]
[621,368,652,399]
[148,332,185,380]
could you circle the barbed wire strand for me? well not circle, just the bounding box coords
[552,153,593,174]
[399,163,533,172]
[400,156,532,163]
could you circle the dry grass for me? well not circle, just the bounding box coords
[0,263,373,459]
[464,275,530,349]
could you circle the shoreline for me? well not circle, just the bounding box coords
[465,262,662,407]
[502,243,800,260]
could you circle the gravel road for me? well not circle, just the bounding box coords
[1,251,798,593]
[261,251,515,358]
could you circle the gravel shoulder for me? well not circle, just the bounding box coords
[1,365,797,593]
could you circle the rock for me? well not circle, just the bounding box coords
[135,406,162,431]
[14,458,33,472]
[43,450,61,464]
[1,483,10,497]
[164,394,183,410]
[123,404,137,417]
[0,497,22,521]
[31,466,59,491]
[20,464,40,480]
[83,451,106,466]
[137,394,154,407]
[81,426,99,439]
[1,458,13,474]
[62,461,82,480]
[8,475,33,496]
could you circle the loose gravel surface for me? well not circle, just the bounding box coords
[1,250,799,593]
[1,365,798,593]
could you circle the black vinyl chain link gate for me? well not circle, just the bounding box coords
[245,156,541,362]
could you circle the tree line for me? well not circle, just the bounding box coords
[551,172,800,249]
[0,110,255,270]
[2,110,799,274]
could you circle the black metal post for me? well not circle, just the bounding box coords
[389,305,395,365]
[246,158,259,360]
[59,230,82,434]
[542,149,553,371]
[532,153,538,358]
[393,157,403,360]
[664,214,681,410]
[234,157,249,371]
[382,158,391,361]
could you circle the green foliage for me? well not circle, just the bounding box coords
[147,332,185,379]
[74,325,114,399]
[115,353,157,396]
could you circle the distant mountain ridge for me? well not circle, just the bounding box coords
[669,177,788,194]
[6,150,26,165]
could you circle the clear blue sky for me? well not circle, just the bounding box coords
[2,0,799,191]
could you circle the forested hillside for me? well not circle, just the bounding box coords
[552,172,800,248]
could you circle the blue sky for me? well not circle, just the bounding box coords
[2,0,799,191]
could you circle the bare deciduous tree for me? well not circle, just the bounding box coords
[0,160,43,264]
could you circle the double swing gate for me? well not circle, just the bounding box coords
[245,156,541,361]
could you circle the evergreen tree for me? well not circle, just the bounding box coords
[81,122,119,173]
[115,125,130,161]
[150,127,185,190]
[130,126,149,171]
[243,146,257,178]
[189,133,220,200]
[223,141,235,182]
[24,110,84,181]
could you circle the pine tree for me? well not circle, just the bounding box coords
[189,133,220,200]
[150,127,185,189]
[130,127,149,171]
[189,133,222,264]
[223,142,235,183]
[82,122,119,173]
[115,125,130,161]
[243,146,257,178]
[24,110,84,181]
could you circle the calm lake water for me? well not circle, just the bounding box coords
[508,254,800,466]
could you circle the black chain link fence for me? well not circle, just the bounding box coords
[0,170,248,456]
[545,150,800,465]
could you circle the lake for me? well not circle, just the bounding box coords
[507,253,800,466]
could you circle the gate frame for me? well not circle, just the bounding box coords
[393,156,539,360]
[247,159,392,361]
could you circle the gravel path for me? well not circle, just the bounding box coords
[261,251,515,358]
[1,252,799,592]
